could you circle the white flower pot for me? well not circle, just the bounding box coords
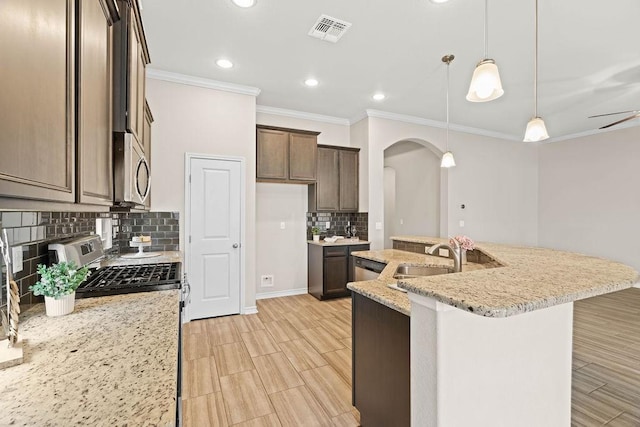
[44,292,76,317]
[313,235,320,242]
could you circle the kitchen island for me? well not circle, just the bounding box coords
[348,236,638,427]
[0,290,179,426]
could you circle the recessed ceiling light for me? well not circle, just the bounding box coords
[231,0,256,7]
[430,0,450,3]
[216,59,234,69]
[373,93,386,101]
[304,78,319,87]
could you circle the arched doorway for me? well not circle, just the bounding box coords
[383,139,443,248]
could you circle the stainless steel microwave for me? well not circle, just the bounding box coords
[114,133,150,207]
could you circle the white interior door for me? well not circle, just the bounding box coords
[188,156,242,319]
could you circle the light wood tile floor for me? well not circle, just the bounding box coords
[182,294,359,427]
[183,288,640,427]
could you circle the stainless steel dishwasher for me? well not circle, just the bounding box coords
[354,257,387,281]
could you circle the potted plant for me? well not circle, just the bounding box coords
[29,262,90,317]
[311,227,321,242]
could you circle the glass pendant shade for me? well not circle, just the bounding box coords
[441,151,456,168]
[466,59,504,102]
[523,117,549,142]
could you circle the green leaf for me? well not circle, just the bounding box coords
[29,261,91,299]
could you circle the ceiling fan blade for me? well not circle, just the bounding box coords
[599,113,640,129]
[589,110,639,118]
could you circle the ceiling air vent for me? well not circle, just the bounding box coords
[308,14,352,43]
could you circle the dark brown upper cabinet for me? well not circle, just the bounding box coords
[0,0,119,205]
[308,145,360,212]
[0,0,77,203]
[256,125,319,184]
[113,0,150,143]
[77,0,119,206]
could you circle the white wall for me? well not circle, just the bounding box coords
[146,78,257,311]
[256,112,350,147]
[539,126,640,271]
[366,117,539,249]
[384,141,441,245]
[255,183,308,298]
[383,167,396,248]
[255,112,351,297]
[350,118,369,211]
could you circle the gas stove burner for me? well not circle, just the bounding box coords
[77,262,181,297]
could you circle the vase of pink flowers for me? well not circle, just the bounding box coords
[450,235,475,264]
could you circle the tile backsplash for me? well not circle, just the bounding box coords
[306,212,368,241]
[114,212,180,254]
[0,210,180,311]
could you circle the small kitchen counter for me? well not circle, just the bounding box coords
[0,290,179,426]
[307,239,370,246]
[348,237,638,317]
[101,250,183,267]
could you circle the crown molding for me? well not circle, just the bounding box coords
[364,109,521,142]
[349,111,369,125]
[256,105,350,126]
[146,68,261,96]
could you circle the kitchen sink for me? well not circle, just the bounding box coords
[393,264,452,280]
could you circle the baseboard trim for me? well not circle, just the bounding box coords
[256,288,308,300]
[243,306,258,314]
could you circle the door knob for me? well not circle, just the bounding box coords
[232,243,239,248]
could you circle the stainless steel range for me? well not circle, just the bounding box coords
[48,235,181,298]
[78,262,181,298]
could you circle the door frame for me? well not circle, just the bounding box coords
[184,153,246,322]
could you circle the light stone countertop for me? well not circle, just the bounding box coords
[100,250,183,267]
[307,239,371,247]
[347,249,488,316]
[348,236,639,318]
[0,290,179,426]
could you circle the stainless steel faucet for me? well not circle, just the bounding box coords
[427,240,462,272]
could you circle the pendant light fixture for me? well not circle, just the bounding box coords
[523,0,549,142]
[466,0,504,102]
[441,54,456,168]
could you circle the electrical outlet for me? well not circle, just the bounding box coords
[439,248,449,257]
[261,275,274,287]
[325,221,330,229]
[280,222,286,230]
[400,219,404,225]
[459,220,465,227]
[12,246,23,274]
[375,222,382,230]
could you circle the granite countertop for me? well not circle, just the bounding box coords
[347,236,639,318]
[307,239,371,246]
[0,290,179,426]
[100,250,183,267]
[347,249,489,316]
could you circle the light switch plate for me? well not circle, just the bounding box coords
[12,246,23,274]
[280,222,286,229]
[325,221,330,229]
[375,222,382,230]
[459,220,465,227]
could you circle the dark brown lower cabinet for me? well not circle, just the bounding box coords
[308,243,370,300]
[353,292,410,427]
